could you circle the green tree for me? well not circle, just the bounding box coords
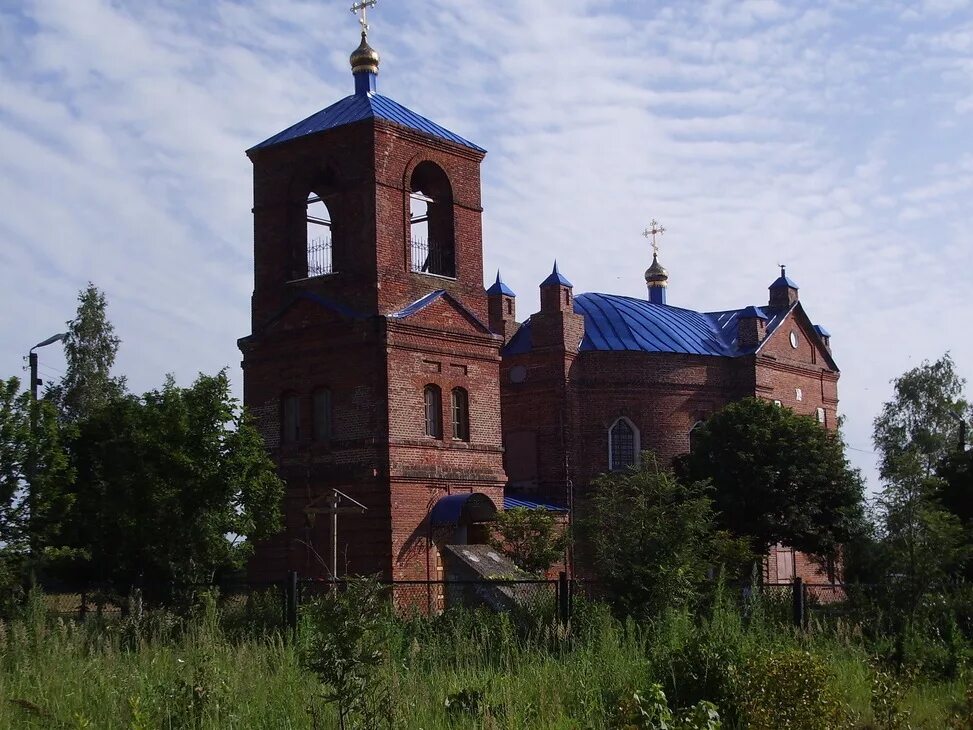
[675,397,864,557]
[59,370,283,590]
[0,377,73,596]
[47,283,125,423]
[873,353,970,481]
[489,506,567,574]
[937,448,972,530]
[581,454,741,617]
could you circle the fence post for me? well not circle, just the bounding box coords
[792,576,804,628]
[286,571,299,639]
[557,571,570,627]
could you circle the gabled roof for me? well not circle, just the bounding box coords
[503,292,819,361]
[249,92,485,153]
[389,289,492,333]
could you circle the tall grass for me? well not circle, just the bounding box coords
[0,588,969,728]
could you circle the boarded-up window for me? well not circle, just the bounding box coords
[505,431,538,486]
[775,544,795,582]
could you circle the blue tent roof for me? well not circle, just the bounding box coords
[486,271,515,297]
[769,274,799,290]
[504,293,791,357]
[540,262,572,288]
[250,92,485,153]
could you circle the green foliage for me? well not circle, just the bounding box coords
[675,397,865,556]
[56,370,283,590]
[489,506,566,574]
[0,588,968,728]
[873,353,970,481]
[46,283,125,424]
[612,684,721,729]
[300,577,389,729]
[0,377,74,603]
[733,649,845,730]
[582,454,746,617]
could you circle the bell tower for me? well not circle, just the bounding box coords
[239,8,506,583]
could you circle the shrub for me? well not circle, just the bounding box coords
[732,649,845,730]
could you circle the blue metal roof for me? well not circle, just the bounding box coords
[486,271,515,297]
[503,293,791,358]
[814,324,831,337]
[769,274,799,289]
[739,305,768,320]
[503,496,568,512]
[540,262,572,288]
[430,493,497,526]
[250,92,485,153]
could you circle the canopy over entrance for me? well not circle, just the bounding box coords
[429,493,497,527]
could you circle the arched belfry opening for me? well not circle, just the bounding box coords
[409,161,455,278]
[305,192,333,277]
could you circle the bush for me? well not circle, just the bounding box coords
[732,649,845,730]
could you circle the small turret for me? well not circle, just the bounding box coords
[737,305,768,348]
[487,270,517,343]
[540,261,574,313]
[769,265,799,308]
[533,262,584,352]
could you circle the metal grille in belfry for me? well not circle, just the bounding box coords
[411,237,454,277]
[307,236,332,277]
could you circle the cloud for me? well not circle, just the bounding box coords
[1,0,971,494]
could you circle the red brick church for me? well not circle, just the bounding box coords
[240,27,839,587]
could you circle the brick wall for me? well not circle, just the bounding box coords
[243,114,506,583]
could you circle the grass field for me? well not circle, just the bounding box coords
[0,589,970,729]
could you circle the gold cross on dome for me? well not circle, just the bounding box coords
[642,219,666,256]
[351,0,378,34]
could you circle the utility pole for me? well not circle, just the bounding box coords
[26,333,67,568]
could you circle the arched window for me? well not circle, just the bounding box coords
[306,192,333,277]
[424,385,442,438]
[689,420,705,453]
[409,162,455,277]
[451,387,470,442]
[282,393,301,444]
[313,388,332,443]
[608,417,639,471]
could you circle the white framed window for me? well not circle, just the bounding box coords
[795,388,803,402]
[608,417,640,471]
[773,400,782,407]
[816,407,826,425]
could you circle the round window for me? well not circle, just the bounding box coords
[509,365,528,383]
[789,331,799,349]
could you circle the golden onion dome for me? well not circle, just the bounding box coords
[350,32,380,75]
[645,253,668,284]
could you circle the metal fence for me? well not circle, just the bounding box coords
[33,576,850,631]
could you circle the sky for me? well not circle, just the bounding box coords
[1,0,972,494]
